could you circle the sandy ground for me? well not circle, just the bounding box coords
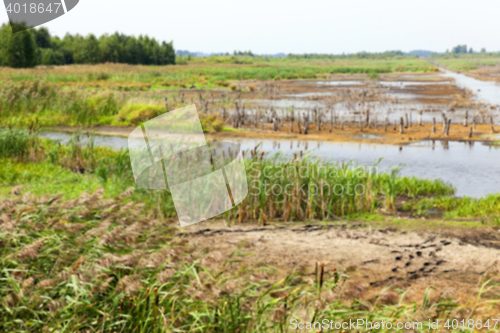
[180,220,500,304]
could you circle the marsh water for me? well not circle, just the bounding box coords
[248,69,500,125]
[40,131,500,198]
[38,70,500,198]
[439,69,500,107]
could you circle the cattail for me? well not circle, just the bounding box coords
[315,262,318,285]
[332,268,339,284]
[154,287,159,332]
[319,263,325,290]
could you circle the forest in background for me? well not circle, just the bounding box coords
[0,23,176,68]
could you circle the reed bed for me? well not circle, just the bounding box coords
[0,59,437,85]
[8,127,500,223]
[227,150,453,224]
[1,188,499,332]
[0,59,439,127]
[0,128,454,221]
[431,53,500,71]
[2,128,500,331]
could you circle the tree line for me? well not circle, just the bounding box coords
[446,45,487,54]
[0,22,176,68]
[286,51,408,60]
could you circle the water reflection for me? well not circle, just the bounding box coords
[39,131,500,198]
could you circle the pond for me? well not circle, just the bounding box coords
[40,131,500,198]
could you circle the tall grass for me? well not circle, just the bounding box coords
[0,129,454,221]
[410,194,500,219]
[431,54,500,71]
[1,129,498,331]
[0,128,37,159]
[0,188,497,332]
[0,80,227,128]
[229,150,453,223]
[0,60,438,127]
[0,59,437,85]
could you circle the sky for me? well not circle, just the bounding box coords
[1,0,499,54]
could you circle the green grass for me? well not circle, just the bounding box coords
[407,194,500,221]
[0,159,103,198]
[0,79,226,128]
[5,127,499,226]
[431,53,500,71]
[0,59,437,127]
[4,189,496,332]
[0,129,454,223]
[2,128,500,331]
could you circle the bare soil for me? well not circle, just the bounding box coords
[180,220,500,304]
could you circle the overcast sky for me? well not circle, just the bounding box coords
[1,0,498,54]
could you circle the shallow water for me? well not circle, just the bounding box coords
[40,131,130,150]
[439,69,500,107]
[40,131,500,198]
[247,98,467,124]
[316,81,364,86]
[379,81,449,87]
[229,138,500,198]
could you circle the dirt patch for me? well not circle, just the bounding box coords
[180,220,500,304]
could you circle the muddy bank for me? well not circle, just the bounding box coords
[45,122,500,145]
[182,220,500,306]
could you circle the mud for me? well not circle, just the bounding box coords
[181,220,500,304]
[45,121,500,146]
[44,70,500,145]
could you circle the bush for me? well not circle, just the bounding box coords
[0,128,37,159]
[200,115,224,132]
[117,103,165,125]
[40,49,66,66]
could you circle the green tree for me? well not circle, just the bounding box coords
[34,27,52,48]
[159,41,175,65]
[73,34,100,64]
[84,34,100,64]
[0,22,175,67]
[40,48,65,65]
[0,23,38,68]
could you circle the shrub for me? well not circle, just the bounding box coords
[117,103,165,125]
